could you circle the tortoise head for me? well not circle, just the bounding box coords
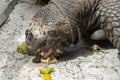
[25,18,72,56]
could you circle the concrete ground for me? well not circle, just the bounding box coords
[0,0,120,80]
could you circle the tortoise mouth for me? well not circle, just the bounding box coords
[26,37,63,57]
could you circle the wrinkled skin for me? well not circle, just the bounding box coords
[25,0,83,56]
[25,18,72,55]
[25,0,120,57]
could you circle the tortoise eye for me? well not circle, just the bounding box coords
[47,30,56,37]
[39,40,47,47]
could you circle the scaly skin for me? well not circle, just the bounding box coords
[25,0,120,56]
[99,0,120,51]
[25,0,84,55]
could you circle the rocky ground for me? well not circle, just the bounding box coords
[0,0,120,80]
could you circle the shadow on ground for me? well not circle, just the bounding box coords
[57,37,115,61]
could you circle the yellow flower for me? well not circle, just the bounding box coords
[17,43,26,54]
[39,67,54,74]
[42,74,52,80]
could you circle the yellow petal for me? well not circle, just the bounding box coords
[21,43,26,52]
[42,74,52,80]
[39,67,54,74]
[17,43,26,54]
[17,44,22,53]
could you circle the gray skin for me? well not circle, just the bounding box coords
[25,0,120,56]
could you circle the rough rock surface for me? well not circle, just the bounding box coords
[0,0,120,80]
[0,0,19,25]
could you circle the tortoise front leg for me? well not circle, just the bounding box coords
[99,1,120,52]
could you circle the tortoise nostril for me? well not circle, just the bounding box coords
[25,29,33,41]
[28,33,33,41]
[25,29,29,38]
[39,39,47,47]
